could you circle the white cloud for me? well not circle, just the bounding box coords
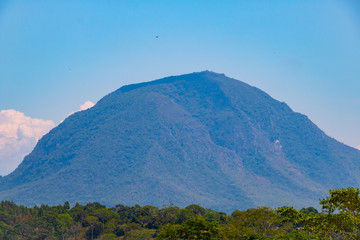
[0,110,55,176]
[0,101,95,176]
[80,101,95,111]
[63,101,95,123]
[357,146,360,150]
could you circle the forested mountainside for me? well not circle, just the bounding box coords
[1,71,360,211]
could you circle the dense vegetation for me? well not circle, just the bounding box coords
[2,187,360,239]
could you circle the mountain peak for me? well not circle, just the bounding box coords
[118,70,227,93]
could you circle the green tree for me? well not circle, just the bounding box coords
[226,207,284,239]
[303,187,360,239]
[63,201,70,211]
[300,207,318,215]
[85,215,101,240]
[95,208,117,231]
[56,213,73,240]
[158,215,221,240]
[276,206,303,226]
[156,204,180,226]
[185,204,206,216]
[320,187,360,215]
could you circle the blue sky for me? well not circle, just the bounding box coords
[0,0,360,174]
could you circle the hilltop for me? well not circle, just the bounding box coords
[1,71,359,212]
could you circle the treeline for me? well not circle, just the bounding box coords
[1,187,360,239]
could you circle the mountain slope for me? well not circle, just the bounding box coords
[1,71,359,212]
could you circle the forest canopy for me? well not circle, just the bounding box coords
[0,187,359,239]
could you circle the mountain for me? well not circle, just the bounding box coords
[1,71,359,212]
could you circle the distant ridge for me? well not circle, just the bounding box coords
[1,71,359,212]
